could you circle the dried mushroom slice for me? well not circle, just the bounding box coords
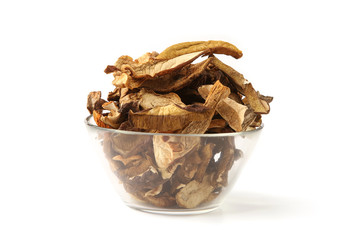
[87,91,106,114]
[199,84,257,131]
[112,154,143,166]
[208,119,227,129]
[156,40,243,60]
[129,104,211,132]
[211,56,248,90]
[138,89,186,109]
[212,137,235,187]
[145,193,176,208]
[182,80,230,134]
[100,101,121,128]
[217,99,253,132]
[110,133,152,158]
[115,51,205,81]
[211,56,270,114]
[139,57,213,92]
[176,174,215,209]
[107,87,121,101]
[93,110,113,129]
[153,135,201,179]
[242,83,270,114]
[194,143,215,182]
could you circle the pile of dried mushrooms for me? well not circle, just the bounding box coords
[87,40,272,209]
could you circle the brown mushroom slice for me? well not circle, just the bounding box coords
[212,137,235,187]
[87,91,106,114]
[156,40,243,60]
[194,143,216,182]
[129,104,211,133]
[208,119,227,129]
[144,184,163,198]
[211,57,271,114]
[153,135,201,179]
[93,110,113,129]
[211,56,248,90]
[242,83,271,114]
[104,65,119,74]
[145,193,176,208]
[177,151,203,182]
[199,84,256,131]
[110,133,152,158]
[107,87,121,101]
[249,114,262,128]
[181,80,230,134]
[139,57,213,92]
[176,174,215,209]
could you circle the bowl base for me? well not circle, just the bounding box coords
[127,205,220,215]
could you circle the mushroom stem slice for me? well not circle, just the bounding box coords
[182,80,230,134]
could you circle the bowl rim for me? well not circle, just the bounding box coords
[85,115,264,137]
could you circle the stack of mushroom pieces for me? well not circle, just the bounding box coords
[87,41,272,208]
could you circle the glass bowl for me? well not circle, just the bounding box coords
[85,115,263,215]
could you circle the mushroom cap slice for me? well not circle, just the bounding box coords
[175,174,215,209]
[153,135,201,179]
[138,89,186,109]
[138,57,213,92]
[156,40,243,60]
[87,91,106,114]
[129,104,211,132]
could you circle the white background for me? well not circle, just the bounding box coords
[1,0,359,239]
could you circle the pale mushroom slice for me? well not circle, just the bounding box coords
[153,135,201,179]
[100,101,121,129]
[138,89,186,109]
[211,56,271,114]
[181,80,230,134]
[198,84,256,131]
[175,174,215,209]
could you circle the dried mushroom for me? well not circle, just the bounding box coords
[198,84,256,131]
[87,40,273,209]
[156,40,243,60]
[153,135,201,179]
[181,80,230,134]
[176,174,215,209]
[129,104,212,133]
[87,91,106,114]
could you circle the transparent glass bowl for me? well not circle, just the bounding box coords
[85,115,263,215]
